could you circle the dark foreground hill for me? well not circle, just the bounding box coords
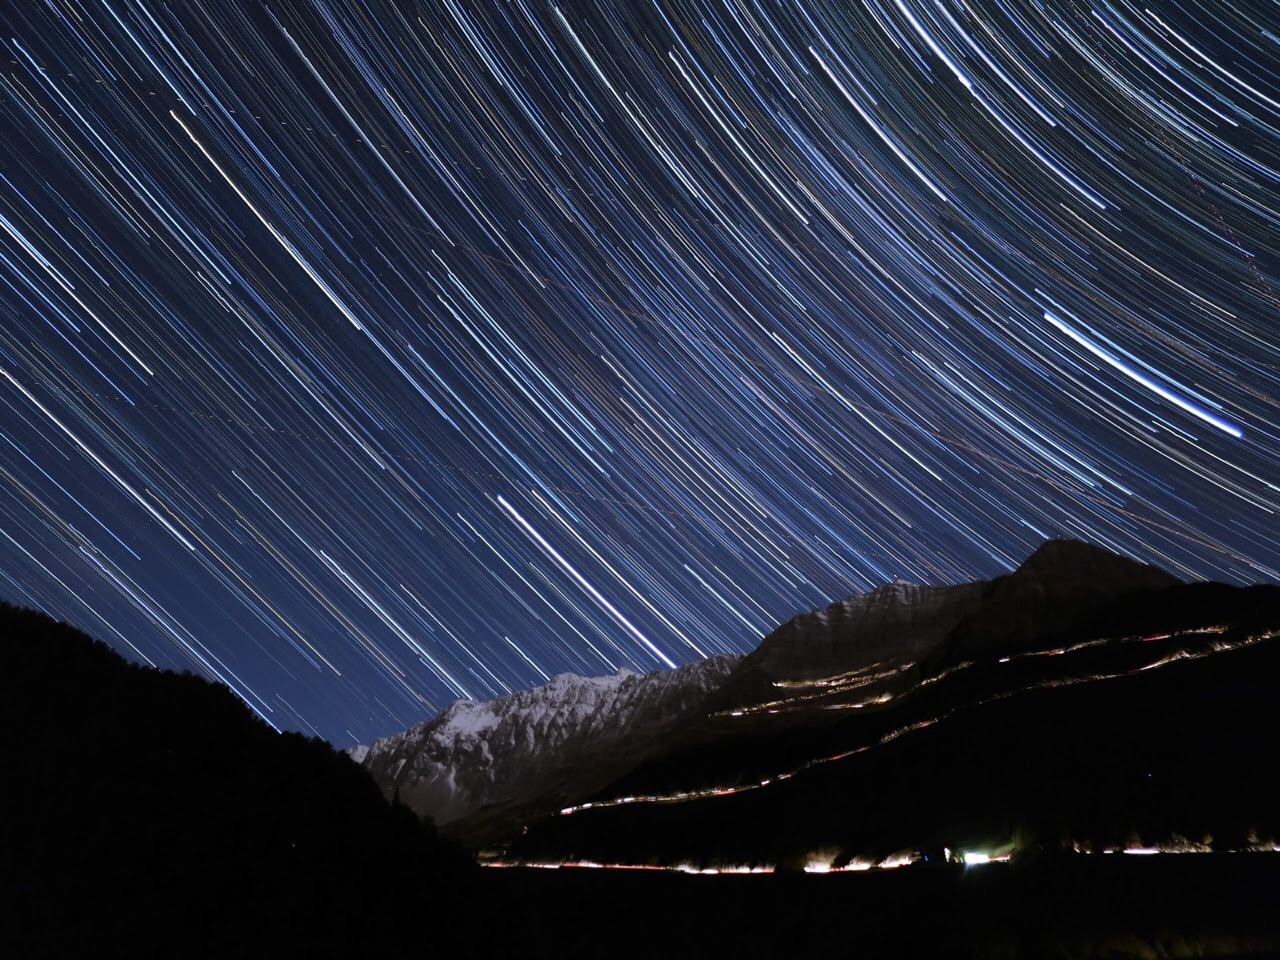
[2,602,474,955]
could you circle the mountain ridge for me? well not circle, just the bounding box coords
[356,537,1207,844]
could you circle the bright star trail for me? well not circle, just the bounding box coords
[0,2,1276,744]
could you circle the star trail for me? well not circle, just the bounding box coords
[1,1,1277,745]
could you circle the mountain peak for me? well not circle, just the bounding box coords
[870,579,920,598]
[1010,538,1179,590]
[708,539,1182,714]
[1020,537,1133,569]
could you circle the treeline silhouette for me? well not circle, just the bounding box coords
[3,602,474,954]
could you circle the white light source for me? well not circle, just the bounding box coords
[963,852,990,865]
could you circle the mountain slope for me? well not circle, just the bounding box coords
[511,570,1280,868]
[356,655,739,837]
[703,579,988,716]
[515,591,1280,869]
[707,538,1180,715]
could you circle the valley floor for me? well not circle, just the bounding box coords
[475,854,1280,958]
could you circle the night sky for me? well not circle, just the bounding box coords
[1,2,1277,745]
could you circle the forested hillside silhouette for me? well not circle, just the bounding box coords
[4,602,474,953]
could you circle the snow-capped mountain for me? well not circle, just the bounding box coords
[354,655,739,833]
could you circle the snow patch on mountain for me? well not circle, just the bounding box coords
[353,656,738,828]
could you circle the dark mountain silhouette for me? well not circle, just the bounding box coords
[10,538,1280,957]
[507,544,1280,870]
[3,602,474,954]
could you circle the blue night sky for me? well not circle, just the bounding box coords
[1,1,1276,745]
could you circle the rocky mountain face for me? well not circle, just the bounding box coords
[702,579,989,716]
[354,655,739,834]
